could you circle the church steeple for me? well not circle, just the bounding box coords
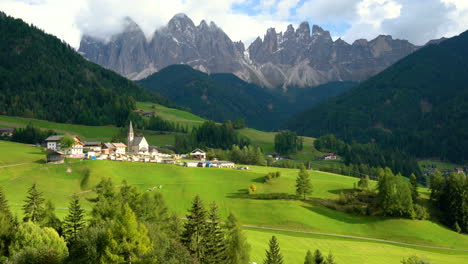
[128,120,134,150]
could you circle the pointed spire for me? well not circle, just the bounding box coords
[128,120,134,151]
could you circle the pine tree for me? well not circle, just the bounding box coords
[181,195,208,262]
[224,213,250,264]
[325,251,336,264]
[22,183,45,222]
[63,195,86,244]
[40,200,62,233]
[263,236,283,264]
[409,173,419,202]
[204,202,227,264]
[104,204,152,264]
[296,165,313,200]
[0,187,14,257]
[314,249,324,264]
[304,250,314,264]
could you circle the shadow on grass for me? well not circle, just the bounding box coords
[34,159,46,164]
[328,188,356,195]
[301,201,382,225]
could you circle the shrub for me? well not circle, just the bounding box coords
[413,204,429,220]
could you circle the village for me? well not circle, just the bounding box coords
[43,121,236,169]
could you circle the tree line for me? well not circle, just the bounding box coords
[314,135,422,182]
[175,121,250,153]
[10,124,55,145]
[274,130,303,156]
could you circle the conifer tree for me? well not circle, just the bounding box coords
[181,195,208,262]
[90,178,120,223]
[314,249,324,264]
[296,165,313,200]
[0,187,14,257]
[304,250,314,264]
[224,213,250,264]
[409,173,419,201]
[40,200,62,233]
[263,236,283,264]
[204,202,227,264]
[22,183,45,222]
[63,195,86,244]
[325,251,336,264]
[104,204,152,264]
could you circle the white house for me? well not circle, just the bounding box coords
[190,148,206,160]
[323,153,337,160]
[184,161,201,167]
[45,135,83,157]
[45,135,63,150]
[113,143,127,155]
[83,142,102,152]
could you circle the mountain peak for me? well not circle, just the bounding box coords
[168,13,196,32]
[122,16,142,33]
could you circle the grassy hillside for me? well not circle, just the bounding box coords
[1,141,466,264]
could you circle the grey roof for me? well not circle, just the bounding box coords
[0,128,14,132]
[132,136,146,146]
[103,143,115,149]
[45,135,63,141]
[191,148,205,154]
[84,142,101,146]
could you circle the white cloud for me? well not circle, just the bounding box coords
[0,0,467,49]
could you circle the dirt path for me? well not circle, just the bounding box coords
[0,162,31,169]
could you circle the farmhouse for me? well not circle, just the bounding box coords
[0,128,14,137]
[83,142,102,152]
[210,161,235,168]
[101,143,116,154]
[127,121,149,154]
[45,135,83,157]
[183,161,202,167]
[322,153,338,160]
[46,151,64,164]
[113,143,127,155]
[190,148,206,160]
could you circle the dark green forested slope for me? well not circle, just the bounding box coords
[286,30,468,163]
[138,64,355,130]
[0,12,174,126]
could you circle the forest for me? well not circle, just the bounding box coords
[286,30,468,164]
[0,13,175,127]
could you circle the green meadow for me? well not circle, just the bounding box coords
[0,141,467,263]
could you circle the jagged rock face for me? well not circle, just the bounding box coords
[78,14,418,88]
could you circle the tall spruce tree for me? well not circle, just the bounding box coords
[22,183,45,222]
[63,195,86,244]
[40,200,62,233]
[263,236,283,264]
[314,249,324,264]
[325,251,336,264]
[224,213,250,264]
[0,187,14,257]
[410,173,419,201]
[304,250,314,264]
[204,202,227,264]
[104,204,152,264]
[296,165,313,200]
[181,195,208,262]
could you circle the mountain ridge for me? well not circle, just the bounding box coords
[79,14,419,88]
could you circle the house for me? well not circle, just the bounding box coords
[0,128,14,137]
[83,142,102,152]
[101,143,116,154]
[322,153,337,160]
[455,168,464,174]
[184,161,200,167]
[190,148,206,161]
[45,135,83,157]
[127,121,149,154]
[211,161,235,168]
[141,111,155,117]
[113,143,127,155]
[46,151,64,164]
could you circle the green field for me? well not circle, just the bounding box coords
[1,141,466,263]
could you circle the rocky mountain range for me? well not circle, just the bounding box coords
[79,13,419,88]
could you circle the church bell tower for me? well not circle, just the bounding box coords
[128,120,134,151]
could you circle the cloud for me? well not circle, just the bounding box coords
[0,0,467,49]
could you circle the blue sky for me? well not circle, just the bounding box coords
[0,0,467,48]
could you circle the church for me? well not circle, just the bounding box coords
[127,121,149,154]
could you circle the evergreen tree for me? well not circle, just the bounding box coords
[410,173,419,201]
[304,250,314,264]
[181,195,208,262]
[429,169,444,203]
[224,213,250,264]
[40,200,62,234]
[90,178,120,223]
[263,236,283,264]
[314,249,324,264]
[22,183,45,222]
[0,187,14,257]
[296,165,313,200]
[325,251,336,264]
[204,203,227,264]
[104,204,152,264]
[63,195,86,244]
